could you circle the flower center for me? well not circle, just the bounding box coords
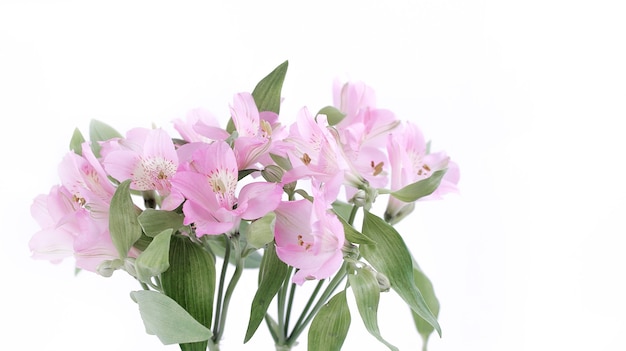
[134,157,177,191]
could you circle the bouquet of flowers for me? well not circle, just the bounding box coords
[29,61,459,351]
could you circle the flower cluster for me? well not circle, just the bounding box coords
[29,61,458,351]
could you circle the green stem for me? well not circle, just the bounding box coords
[276,266,293,344]
[212,235,231,339]
[288,278,323,339]
[213,237,244,343]
[284,280,296,337]
[286,262,348,347]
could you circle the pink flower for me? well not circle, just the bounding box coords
[385,122,459,223]
[230,92,287,170]
[274,180,345,285]
[30,144,123,273]
[171,141,283,236]
[282,107,355,186]
[102,127,178,198]
[173,108,230,143]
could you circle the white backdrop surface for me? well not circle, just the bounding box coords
[1,1,625,350]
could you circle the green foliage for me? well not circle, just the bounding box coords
[244,242,289,343]
[161,235,216,351]
[411,263,441,351]
[390,170,447,202]
[308,290,351,351]
[135,229,173,284]
[251,60,289,114]
[349,267,398,350]
[109,180,142,259]
[317,106,346,126]
[131,290,213,345]
[360,211,441,337]
[69,128,85,155]
[138,209,185,237]
[88,119,122,158]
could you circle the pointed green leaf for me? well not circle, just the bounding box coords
[270,153,292,171]
[308,290,351,351]
[244,242,289,342]
[138,209,184,237]
[390,169,447,202]
[337,213,376,245]
[411,263,440,350]
[251,60,288,114]
[360,211,441,336]
[109,180,143,258]
[245,212,276,249]
[331,200,353,222]
[204,234,262,269]
[89,119,122,157]
[135,229,173,284]
[349,268,398,351]
[130,290,212,345]
[317,106,346,126]
[69,128,85,155]
[161,234,216,350]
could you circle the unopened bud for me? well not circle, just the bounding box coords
[342,242,360,261]
[350,189,368,208]
[97,259,123,278]
[261,165,284,183]
[375,271,391,292]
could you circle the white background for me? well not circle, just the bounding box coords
[1,1,625,350]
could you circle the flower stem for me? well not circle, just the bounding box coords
[284,280,296,337]
[212,235,231,340]
[286,261,348,347]
[213,236,244,344]
[276,266,293,344]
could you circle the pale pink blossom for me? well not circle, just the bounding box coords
[102,128,179,199]
[230,92,288,170]
[173,108,230,143]
[385,122,459,223]
[274,180,345,285]
[171,141,283,236]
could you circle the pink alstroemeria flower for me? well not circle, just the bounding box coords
[102,127,178,200]
[274,180,345,285]
[30,144,124,273]
[173,108,230,143]
[282,107,360,187]
[331,81,401,194]
[171,141,283,236]
[385,122,460,224]
[230,92,288,170]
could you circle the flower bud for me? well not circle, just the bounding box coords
[261,165,284,183]
[342,242,360,261]
[97,259,124,277]
[375,271,391,292]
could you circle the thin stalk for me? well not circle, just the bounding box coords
[213,237,244,343]
[286,262,348,346]
[276,266,292,344]
[283,281,297,337]
[289,279,324,336]
[212,235,231,339]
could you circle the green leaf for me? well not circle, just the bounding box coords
[360,211,441,337]
[270,153,292,171]
[411,262,440,350]
[89,119,122,158]
[337,213,375,245]
[135,229,173,284]
[308,290,351,351]
[204,234,262,269]
[138,209,184,237]
[317,106,346,126]
[251,60,289,114]
[245,212,276,250]
[130,290,212,345]
[69,128,85,155]
[238,168,257,180]
[349,268,398,351]
[109,180,143,258]
[390,169,447,202]
[161,234,216,351]
[244,242,289,343]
